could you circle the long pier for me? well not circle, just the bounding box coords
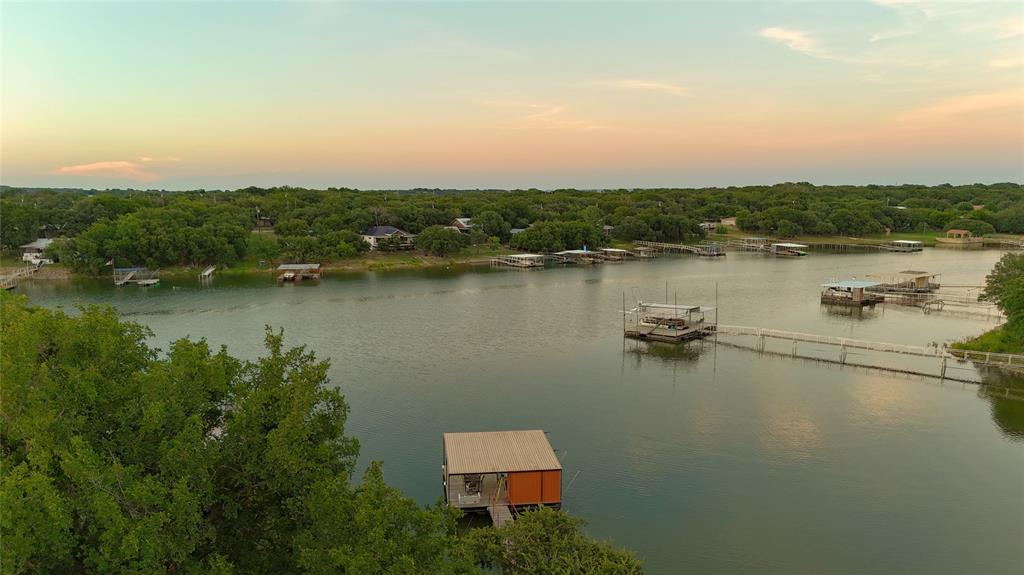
[634,240,724,257]
[712,324,1024,373]
[713,239,897,253]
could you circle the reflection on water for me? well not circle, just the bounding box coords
[623,340,704,364]
[979,368,1024,440]
[820,304,880,320]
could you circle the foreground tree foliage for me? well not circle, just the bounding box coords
[955,253,1024,353]
[0,294,645,574]
[0,295,464,574]
[457,507,643,575]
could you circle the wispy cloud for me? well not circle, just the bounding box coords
[899,90,1023,123]
[591,78,688,97]
[990,56,1023,69]
[478,100,606,132]
[51,156,179,182]
[759,27,873,64]
[760,27,820,57]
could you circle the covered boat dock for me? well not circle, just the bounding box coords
[820,280,885,307]
[277,263,321,282]
[624,301,716,343]
[443,430,562,526]
[866,270,940,292]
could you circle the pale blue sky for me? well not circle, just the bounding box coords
[3,1,1022,189]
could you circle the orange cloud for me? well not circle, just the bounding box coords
[592,78,689,97]
[898,90,1023,123]
[52,160,159,182]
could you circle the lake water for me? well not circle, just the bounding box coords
[18,249,1024,574]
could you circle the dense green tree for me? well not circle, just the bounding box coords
[980,253,1024,323]
[416,226,468,256]
[776,220,803,238]
[472,210,511,241]
[457,507,643,574]
[0,295,457,574]
[945,217,996,236]
[247,232,281,262]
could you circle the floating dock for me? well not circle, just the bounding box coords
[624,301,717,343]
[490,254,545,268]
[820,280,885,307]
[277,263,321,282]
[114,267,159,287]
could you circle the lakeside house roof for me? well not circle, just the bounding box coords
[363,225,413,238]
[822,280,881,289]
[277,263,321,271]
[20,238,54,250]
[444,430,561,475]
[452,217,473,228]
[509,228,527,235]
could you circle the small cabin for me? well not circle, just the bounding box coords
[937,228,983,247]
[820,280,884,307]
[769,242,808,257]
[889,240,923,253]
[443,430,561,513]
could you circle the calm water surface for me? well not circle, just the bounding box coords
[19,250,1024,575]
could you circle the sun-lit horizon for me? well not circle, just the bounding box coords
[3,0,1023,190]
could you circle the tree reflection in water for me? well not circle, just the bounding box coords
[978,367,1024,440]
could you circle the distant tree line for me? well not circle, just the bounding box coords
[1,183,1020,271]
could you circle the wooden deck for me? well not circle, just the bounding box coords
[625,324,716,343]
[0,266,39,290]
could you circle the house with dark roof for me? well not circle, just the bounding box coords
[361,226,416,250]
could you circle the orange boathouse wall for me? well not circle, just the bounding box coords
[508,470,561,506]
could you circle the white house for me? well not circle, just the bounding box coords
[361,226,416,250]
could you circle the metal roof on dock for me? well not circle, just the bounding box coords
[277,263,321,271]
[822,280,881,289]
[444,430,561,474]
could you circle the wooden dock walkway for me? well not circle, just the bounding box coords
[634,240,724,257]
[488,504,514,528]
[713,324,1024,372]
[982,237,1024,249]
[0,266,40,290]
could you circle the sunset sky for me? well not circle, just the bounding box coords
[2,1,1022,189]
